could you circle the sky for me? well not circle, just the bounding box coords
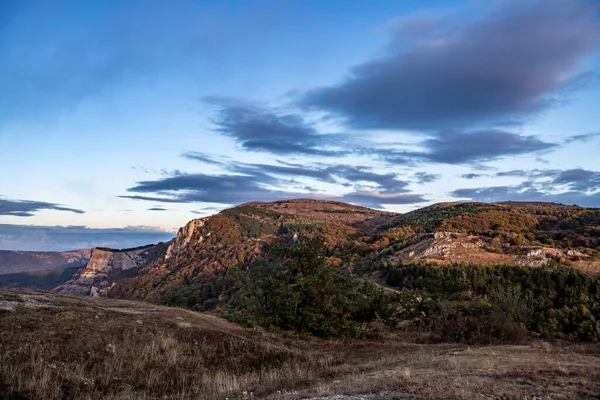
[1,0,600,251]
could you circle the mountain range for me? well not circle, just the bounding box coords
[2,199,599,299]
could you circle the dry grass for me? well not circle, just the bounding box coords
[1,289,599,400]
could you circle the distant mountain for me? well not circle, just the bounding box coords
[0,249,91,275]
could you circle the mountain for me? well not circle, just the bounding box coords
[0,249,91,275]
[98,199,600,342]
[1,288,598,399]
[109,199,391,307]
[55,243,170,296]
[110,199,600,308]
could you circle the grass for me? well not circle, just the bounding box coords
[1,289,599,399]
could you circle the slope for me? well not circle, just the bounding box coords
[1,289,599,400]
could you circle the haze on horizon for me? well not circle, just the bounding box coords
[1,0,600,251]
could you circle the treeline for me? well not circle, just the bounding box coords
[385,263,600,342]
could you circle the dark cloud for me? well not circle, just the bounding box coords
[0,224,174,251]
[0,197,84,217]
[420,130,556,164]
[121,172,289,205]
[121,156,425,208]
[451,168,600,207]
[147,207,168,211]
[302,0,600,130]
[461,173,483,180]
[183,152,412,194]
[552,169,600,192]
[204,97,348,156]
[379,130,556,165]
[413,172,440,184]
[327,165,410,192]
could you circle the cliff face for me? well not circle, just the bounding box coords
[55,243,170,296]
[0,249,91,275]
[165,217,210,260]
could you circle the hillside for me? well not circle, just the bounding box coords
[1,289,599,399]
[372,201,600,272]
[110,199,390,308]
[0,249,90,275]
[109,199,600,309]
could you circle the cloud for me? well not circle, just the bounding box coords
[451,168,600,207]
[302,0,600,130]
[184,152,414,192]
[121,171,301,205]
[420,130,556,164]
[552,169,600,192]
[147,207,168,211]
[121,155,426,208]
[379,130,555,165]
[204,97,348,156]
[0,224,174,251]
[565,132,600,144]
[0,196,84,217]
[413,172,440,184]
[461,173,484,180]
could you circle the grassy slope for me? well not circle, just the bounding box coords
[1,289,599,400]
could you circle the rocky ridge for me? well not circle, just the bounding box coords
[165,217,210,260]
[55,243,170,296]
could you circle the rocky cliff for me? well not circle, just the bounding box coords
[55,242,170,296]
[165,217,210,260]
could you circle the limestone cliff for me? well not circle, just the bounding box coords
[55,242,170,296]
[165,217,210,260]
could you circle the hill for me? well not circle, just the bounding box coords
[110,199,600,309]
[110,199,391,308]
[1,289,599,399]
[0,249,90,275]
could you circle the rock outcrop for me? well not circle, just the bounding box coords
[55,243,170,296]
[165,217,210,260]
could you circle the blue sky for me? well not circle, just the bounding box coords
[1,0,599,250]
